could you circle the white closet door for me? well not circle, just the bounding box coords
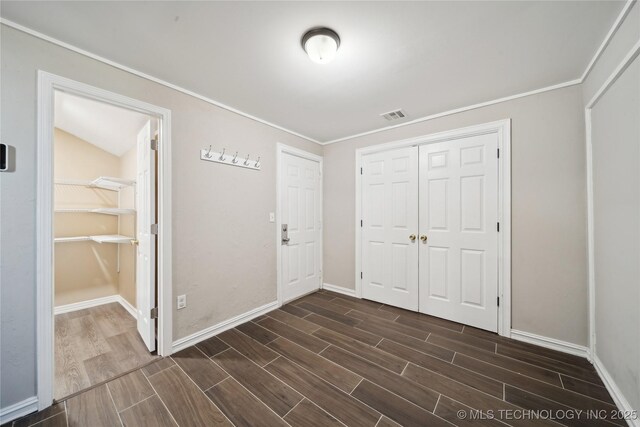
[281,153,322,303]
[136,120,156,351]
[361,146,419,310]
[418,133,499,332]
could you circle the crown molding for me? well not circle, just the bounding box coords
[321,79,582,145]
[0,18,322,145]
[320,0,636,145]
[2,0,635,146]
[580,0,637,82]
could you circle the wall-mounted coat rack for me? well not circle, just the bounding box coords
[200,146,261,171]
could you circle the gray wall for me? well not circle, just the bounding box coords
[591,57,640,412]
[584,1,640,412]
[0,24,321,408]
[323,85,589,347]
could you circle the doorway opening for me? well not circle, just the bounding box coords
[37,71,173,410]
[52,91,158,400]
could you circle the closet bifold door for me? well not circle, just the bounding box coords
[418,134,499,332]
[361,146,419,310]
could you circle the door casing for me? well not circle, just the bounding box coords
[36,71,173,410]
[354,119,511,337]
[276,143,323,306]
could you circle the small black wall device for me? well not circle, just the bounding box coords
[1,143,15,172]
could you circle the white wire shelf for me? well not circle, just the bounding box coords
[55,176,136,191]
[90,235,134,244]
[55,208,135,216]
[91,177,136,191]
[54,236,91,243]
[54,235,134,244]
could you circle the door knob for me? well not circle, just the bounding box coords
[420,235,427,242]
[130,239,139,246]
[409,234,416,241]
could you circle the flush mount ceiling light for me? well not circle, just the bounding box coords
[302,27,340,64]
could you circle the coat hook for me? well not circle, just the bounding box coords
[255,156,261,168]
[205,145,213,158]
[232,151,239,164]
[243,154,251,166]
[219,148,226,161]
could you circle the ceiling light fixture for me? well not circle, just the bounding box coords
[302,27,340,64]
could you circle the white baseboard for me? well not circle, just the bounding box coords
[117,296,138,319]
[322,283,357,298]
[171,300,279,353]
[510,329,590,359]
[54,295,137,320]
[592,354,640,427]
[54,295,120,315]
[0,396,38,424]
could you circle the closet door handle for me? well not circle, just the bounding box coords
[409,234,416,241]
[420,235,428,242]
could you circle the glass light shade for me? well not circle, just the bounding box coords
[303,31,339,64]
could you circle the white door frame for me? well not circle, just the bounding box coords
[585,39,640,359]
[276,143,323,306]
[36,71,173,410]
[355,119,512,336]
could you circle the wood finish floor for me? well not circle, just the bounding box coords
[13,291,620,427]
[54,303,158,400]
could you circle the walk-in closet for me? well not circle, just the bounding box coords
[52,91,158,400]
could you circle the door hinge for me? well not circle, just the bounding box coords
[361,272,363,279]
[360,167,363,175]
[151,137,158,151]
[150,223,159,235]
[497,148,500,158]
[150,307,158,319]
[360,220,363,227]
[497,222,500,232]
[497,297,500,307]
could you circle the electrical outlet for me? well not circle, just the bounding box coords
[269,212,275,222]
[177,294,187,310]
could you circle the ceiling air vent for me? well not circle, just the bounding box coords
[380,109,407,121]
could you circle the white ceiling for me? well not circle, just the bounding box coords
[3,1,623,143]
[55,91,150,156]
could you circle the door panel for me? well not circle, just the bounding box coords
[281,153,321,302]
[418,133,499,332]
[136,120,156,352]
[427,247,449,300]
[361,146,419,310]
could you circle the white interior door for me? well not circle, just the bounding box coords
[361,146,419,310]
[418,133,499,331]
[280,152,322,303]
[136,120,156,351]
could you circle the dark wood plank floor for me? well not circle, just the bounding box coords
[54,303,158,400]
[12,291,620,427]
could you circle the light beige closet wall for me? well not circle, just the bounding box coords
[54,128,138,307]
[54,128,120,305]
